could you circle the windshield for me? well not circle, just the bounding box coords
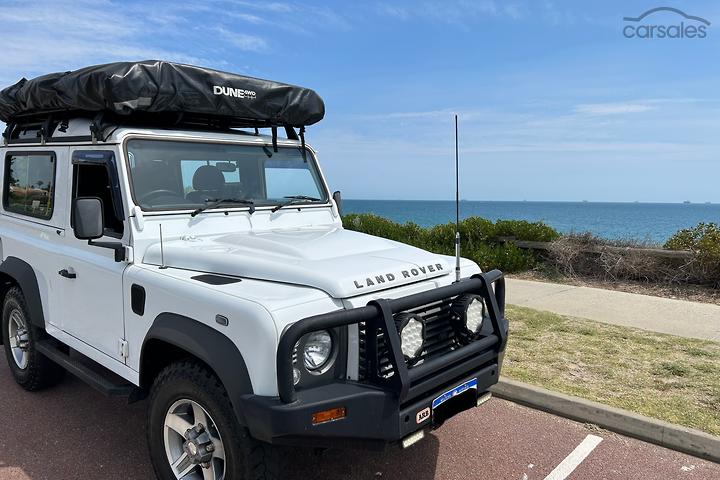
[125,139,328,211]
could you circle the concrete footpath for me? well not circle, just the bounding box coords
[505,278,720,342]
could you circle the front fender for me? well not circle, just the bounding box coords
[142,313,253,425]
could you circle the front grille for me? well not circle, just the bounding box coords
[358,298,461,381]
[358,320,398,380]
[413,299,458,362]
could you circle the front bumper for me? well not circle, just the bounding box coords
[241,271,508,449]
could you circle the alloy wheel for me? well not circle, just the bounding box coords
[8,309,29,369]
[163,399,226,480]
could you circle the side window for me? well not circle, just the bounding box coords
[72,151,124,237]
[3,152,56,220]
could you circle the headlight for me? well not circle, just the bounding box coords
[395,313,425,358]
[302,330,333,371]
[450,294,486,340]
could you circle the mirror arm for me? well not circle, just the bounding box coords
[88,240,126,262]
[332,190,343,216]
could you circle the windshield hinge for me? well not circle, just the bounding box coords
[119,339,129,359]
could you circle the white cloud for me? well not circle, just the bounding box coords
[503,4,525,20]
[213,27,268,52]
[226,12,265,24]
[542,1,574,26]
[221,0,351,31]
[376,4,410,20]
[226,1,295,13]
[574,103,655,115]
[375,0,523,25]
[352,109,459,120]
[0,0,360,85]
[0,0,270,81]
[313,95,720,175]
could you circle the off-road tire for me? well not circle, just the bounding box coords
[147,361,282,480]
[1,286,64,390]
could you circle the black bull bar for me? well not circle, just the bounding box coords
[276,270,507,404]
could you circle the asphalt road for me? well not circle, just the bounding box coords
[1,357,718,480]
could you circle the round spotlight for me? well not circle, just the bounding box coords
[450,294,486,341]
[395,313,425,359]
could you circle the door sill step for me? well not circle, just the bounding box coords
[36,339,135,396]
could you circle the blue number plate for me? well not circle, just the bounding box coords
[432,378,478,410]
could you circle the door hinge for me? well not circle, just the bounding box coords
[119,339,129,359]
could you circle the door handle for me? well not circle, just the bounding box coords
[58,269,77,279]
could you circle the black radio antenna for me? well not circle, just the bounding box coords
[454,114,461,283]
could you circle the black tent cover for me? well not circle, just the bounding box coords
[0,60,325,127]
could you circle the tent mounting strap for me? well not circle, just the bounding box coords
[299,126,307,162]
[284,126,299,140]
[271,126,278,152]
[2,122,13,146]
[90,112,105,143]
[40,115,54,145]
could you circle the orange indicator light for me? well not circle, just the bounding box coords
[312,407,347,425]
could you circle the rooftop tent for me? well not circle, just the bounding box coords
[0,60,325,130]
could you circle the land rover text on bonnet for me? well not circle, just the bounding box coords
[0,60,508,480]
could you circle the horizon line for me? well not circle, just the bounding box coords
[344,199,717,205]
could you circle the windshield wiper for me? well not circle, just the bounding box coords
[190,198,256,217]
[270,195,322,213]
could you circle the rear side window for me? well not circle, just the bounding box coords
[3,152,56,220]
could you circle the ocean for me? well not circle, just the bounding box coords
[343,200,720,244]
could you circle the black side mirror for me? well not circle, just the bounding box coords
[332,190,343,216]
[72,197,104,240]
[72,197,126,262]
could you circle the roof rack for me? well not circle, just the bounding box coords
[2,110,305,148]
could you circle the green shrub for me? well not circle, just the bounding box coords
[493,219,560,243]
[342,213,557,273]
[665,223,720,286]
[467,243,538,273]
[665,223,720,260]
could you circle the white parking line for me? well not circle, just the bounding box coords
[544,434,604,480]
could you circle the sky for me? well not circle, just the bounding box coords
[1,0,719,203]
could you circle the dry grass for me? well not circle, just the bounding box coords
[503,305,720,435]
[540,232,720,288]
[546,234,688,283]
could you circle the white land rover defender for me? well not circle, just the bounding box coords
[0,61,508,480]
